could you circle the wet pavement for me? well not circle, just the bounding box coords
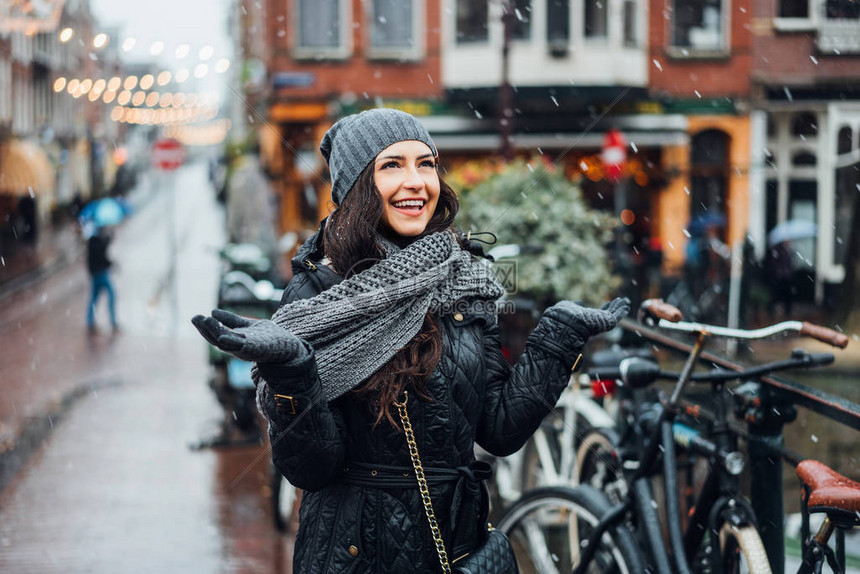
[0,163,293,572]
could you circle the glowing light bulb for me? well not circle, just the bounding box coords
[139,74,154,90]
[59,28,73,43]
[93,33,109,49]
[150,41,164,56]
[53,77,67,92]
[198,45,214,61]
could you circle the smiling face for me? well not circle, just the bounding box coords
[373,140,440,238]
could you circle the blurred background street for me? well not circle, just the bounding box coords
[0,164,292,572]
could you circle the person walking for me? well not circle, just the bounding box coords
[192,108,629,574]
[86,227,117,332]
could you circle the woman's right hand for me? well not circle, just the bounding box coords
[192,309,306,364]
[543,297,631,345]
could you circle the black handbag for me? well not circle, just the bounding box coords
[395,392,519,574]
[451,528,518,574]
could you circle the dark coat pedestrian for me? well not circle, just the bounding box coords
[86,228,117,331]
[193,108,629,574]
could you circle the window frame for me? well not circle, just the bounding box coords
[366,0,425,60]
[667,0,731,56]
[583,0,610,41]
[455,0,490,45]
[291,0,353,60]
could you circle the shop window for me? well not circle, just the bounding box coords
[834,163,859,265]
[689,130,729,234]
[585,0,608,39]
[837,126,853,154]
[791,112,818,137]
[368,0,421,58]
[511,0,532,40]
[792,151,817,166]
[456,0,489,43]
[789,180,817,269]
[672,0,725,51]
[779,0,809,18]
[765,180,778,237]
[295,0,349,56]
[547,0,570,55]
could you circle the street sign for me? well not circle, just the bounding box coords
[153,138,185,171]
[602,128,627,183]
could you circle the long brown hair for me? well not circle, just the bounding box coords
[322,162,459,429]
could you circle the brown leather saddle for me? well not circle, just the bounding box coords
[796,460,860,528]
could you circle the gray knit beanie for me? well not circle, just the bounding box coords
[320,108,437,205]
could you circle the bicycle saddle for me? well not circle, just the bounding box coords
[796,460,860,527]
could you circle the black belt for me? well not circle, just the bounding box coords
[339,460,493,534]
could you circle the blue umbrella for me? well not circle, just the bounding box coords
[688,212,726,235]
[78,198,132,228]
[768,219,817,246]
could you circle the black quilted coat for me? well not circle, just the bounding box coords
[257,227,586,574]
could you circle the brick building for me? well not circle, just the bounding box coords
[253,0,444,233]
[747,0,860,302]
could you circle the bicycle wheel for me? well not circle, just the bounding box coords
[497,485,644,574]
[718,522,772,574]
[575,428,627,504]
[521,389,616,491]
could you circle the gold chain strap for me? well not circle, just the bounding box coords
[394,391,453,574]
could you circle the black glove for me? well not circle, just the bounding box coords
[191,309,307,364]
[543,297,631,345]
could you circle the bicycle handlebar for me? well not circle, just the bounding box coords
[800,322,849,349]
[653,318,849,349]
[586,352,835,389]
[638,298,683,324]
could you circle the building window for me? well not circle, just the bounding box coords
[672,0,724,51]
[295,0,349,56]
[791,112,817,137]
[792,151,817,166]
[368,0,421,58]
[837,126,853,154]
[456,0,488,43]
[510,0,532,40]
[779,0,809,18]
[585,0,608,38]
[547,0,570,53]
[623,0,638,46]
[826,0,860,19]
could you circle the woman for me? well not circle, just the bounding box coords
[193,108,629,573]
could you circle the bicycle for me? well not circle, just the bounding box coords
[498,299,848,573]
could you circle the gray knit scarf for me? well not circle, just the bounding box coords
[252,230,504,401]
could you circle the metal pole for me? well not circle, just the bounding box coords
[167,171,178,334]
[500,1,514,161]
[726,241,743,357]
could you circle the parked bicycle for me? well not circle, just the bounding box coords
[497,299,848,574]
